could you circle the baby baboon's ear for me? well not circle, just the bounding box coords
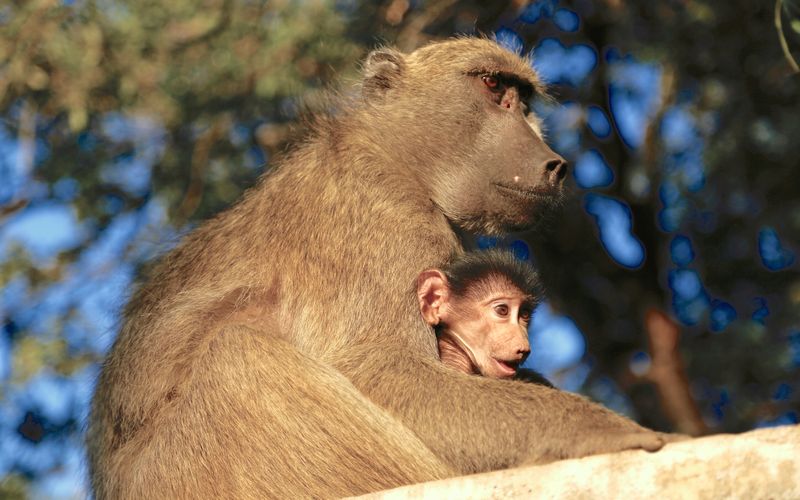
[362,48,405,96]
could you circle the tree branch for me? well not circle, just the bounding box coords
[644,308,708,436]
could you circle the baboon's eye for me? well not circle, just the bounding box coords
[494,303,509,316]
[519,308,532,321]
[482,75,502,91]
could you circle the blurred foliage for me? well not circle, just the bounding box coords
[0,0,798,496]
[0,474,27,500]
[524,0,800,435]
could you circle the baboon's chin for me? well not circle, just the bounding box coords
[498,216,546,235]
[492,183,565,211]
[459,214,539,237]
[476,188,564,234]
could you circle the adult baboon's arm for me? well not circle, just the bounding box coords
[334,343,668,474]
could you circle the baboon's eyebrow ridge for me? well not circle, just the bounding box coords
[465,68,539,100]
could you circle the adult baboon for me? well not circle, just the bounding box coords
[89,38,670,499]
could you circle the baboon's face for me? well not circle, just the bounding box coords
[364,39,568,235]
[456,68,567,234]
[444,283,533,379]
[417,267,534,378]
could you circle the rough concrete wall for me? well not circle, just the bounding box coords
[353,424,800,499]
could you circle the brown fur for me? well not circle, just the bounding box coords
[88,38,668,499]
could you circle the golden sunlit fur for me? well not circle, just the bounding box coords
[88,38,669,499]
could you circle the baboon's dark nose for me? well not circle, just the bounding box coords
[544,158,568,186]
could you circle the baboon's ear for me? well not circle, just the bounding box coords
[362,48,405,95]
[417,269,448,326]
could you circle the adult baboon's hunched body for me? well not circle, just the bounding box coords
[89,38,669,498]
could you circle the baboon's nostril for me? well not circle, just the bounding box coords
[544,159,568,185]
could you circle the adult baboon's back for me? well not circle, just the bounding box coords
[89,38,667,498]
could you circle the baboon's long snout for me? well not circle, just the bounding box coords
[525,131,568,189]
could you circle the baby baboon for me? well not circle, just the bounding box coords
[89,38,670,499]
[418,249,551,386]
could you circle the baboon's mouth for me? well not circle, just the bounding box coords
[493,358,518,377]
[493,183,558,201]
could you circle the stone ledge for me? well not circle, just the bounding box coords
[353,424,800,499]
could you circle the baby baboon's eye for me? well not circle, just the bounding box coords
[494,303,509,316]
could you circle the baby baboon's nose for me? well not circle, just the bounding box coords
[517,343,531,361]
